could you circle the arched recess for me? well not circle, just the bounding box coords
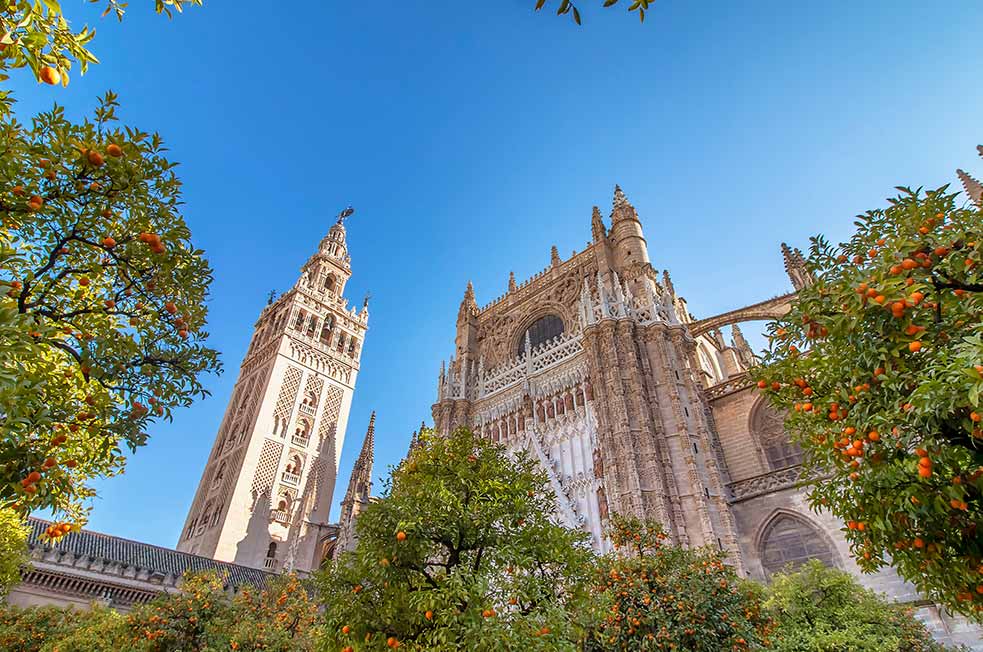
[696,338,724,383]
[748,396,802,470]
[318,532,339,568]
[512,307,570,358]
[755,509,839,576]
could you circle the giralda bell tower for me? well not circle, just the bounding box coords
[177,208,368,574]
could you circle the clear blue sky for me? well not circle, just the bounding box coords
[11,1,982,548]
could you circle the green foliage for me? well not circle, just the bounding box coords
[0,602,124,652]
[0,506,28,597]
[535,0,654,25]
[0,1,201,88]
[765,560,951,652]
[583,513,772,651]
[752,183,982,619]
[0,91,221,523]
[316,426,595,651]
[0,571,319,652]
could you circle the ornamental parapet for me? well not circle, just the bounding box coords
[728,465,803,502]
[438,329,587,403]
[705,373,755,400]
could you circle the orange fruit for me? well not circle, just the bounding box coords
[39,67,61,85]
[106,143,123,157]
[86,150,105,167]
[396,531,406,541]
[909,341,922,353]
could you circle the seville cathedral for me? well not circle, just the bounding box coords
[8,178,983,647]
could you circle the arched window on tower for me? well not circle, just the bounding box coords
[212,461,226,486]
[759,513,836,576]
[265,541,278,570]
[324,274,336,293]
[306,316,319,338]
[750,398,803,470]
[516,315,565,358]
[293,310,307,331]
[319,315,334,345]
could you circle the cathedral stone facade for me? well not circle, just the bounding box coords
[177,211,369,574]
[431,186,982,649]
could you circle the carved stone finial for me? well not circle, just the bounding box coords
[781,242,813,291]
[551,245,561,267]
[731,324,755,368]
[591,206,606,242]
[957,168,983,207]
[611,184,638,223]
[508,271,517,292]
[662,270,675,296]
[266,289,277,305]
[458,281,479,322]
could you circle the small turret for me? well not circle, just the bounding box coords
[508,271,517,293]
[551,245,561,267]
[455,281,480,360]
[609,185,651,272]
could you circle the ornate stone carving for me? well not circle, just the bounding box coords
[729,466,803,502]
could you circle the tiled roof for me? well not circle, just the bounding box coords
[27,517,271,589]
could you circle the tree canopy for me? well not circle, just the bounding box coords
[0,91,221,523]
[0,571,319,652]
[765,560,950,652]
[317,427,595,651]
[752,179,982,619]
[0,1,201,89]
[583,514,773,651]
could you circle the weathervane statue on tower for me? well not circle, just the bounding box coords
[338,206,355,224]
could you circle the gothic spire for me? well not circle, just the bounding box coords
[957,168,983,207]
[611,184,638,223]
[354,411,375,474]
[458,280,479,322]
[551,245,561,267]
[781,242,813,291]
[591,206,606,242]
[508,271,517,292]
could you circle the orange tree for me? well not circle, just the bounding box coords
[316,426,595,651]
[0,91,220,525]
[121,572,317,652]
[751,182,982,618]
[0,1,201,89]
[765,560,950,652]
[582,514,771,651]
[0,571,318,652]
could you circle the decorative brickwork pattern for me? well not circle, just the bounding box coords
[317,385,344,446]
[251,440,284,500]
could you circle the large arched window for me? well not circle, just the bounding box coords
[517,314,565,357]
[759,513,836,576]
[750,398,802,470]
